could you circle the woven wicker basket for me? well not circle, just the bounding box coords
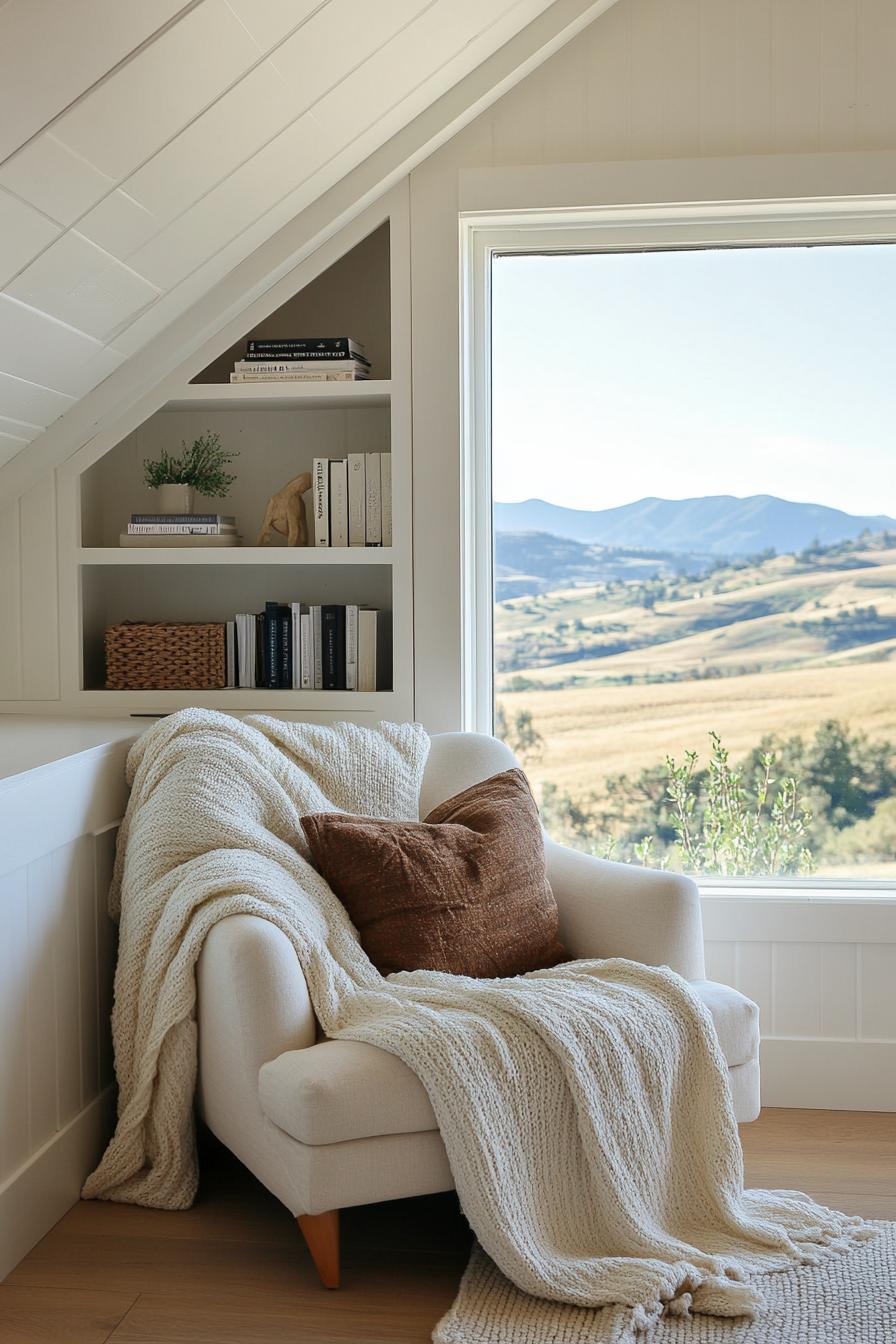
[105,621,226,690]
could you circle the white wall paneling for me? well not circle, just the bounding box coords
[0,477,60,703]
[703,897,896,1111]
[0,737,130,1279]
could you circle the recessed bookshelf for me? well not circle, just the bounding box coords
[58,195,413,721]
[79,403,390,549]
[81,563,392,693]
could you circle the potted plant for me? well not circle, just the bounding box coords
[143,431,238,513]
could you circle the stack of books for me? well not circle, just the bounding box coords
[230,602,390,691]
[119,514,241,547]
[313,453,391,547]
[230,337,370,383]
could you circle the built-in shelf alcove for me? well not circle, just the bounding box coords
[59,189,411,720]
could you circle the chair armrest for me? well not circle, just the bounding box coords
[545,839,706,980]
[196,914,316,1139]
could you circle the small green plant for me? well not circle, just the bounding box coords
[663,732,814,877]
[143,431,238,498]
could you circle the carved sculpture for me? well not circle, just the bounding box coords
[256,471,313,547]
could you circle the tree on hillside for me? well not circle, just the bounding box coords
[494,702,543,764]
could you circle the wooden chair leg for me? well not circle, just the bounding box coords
[297,1209,340,1288]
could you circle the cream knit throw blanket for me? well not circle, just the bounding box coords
[84,710,871,1340]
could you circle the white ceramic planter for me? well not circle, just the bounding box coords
[157,483,195,514]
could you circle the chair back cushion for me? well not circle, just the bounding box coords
[419,731,519,818]
[301,767,566,978]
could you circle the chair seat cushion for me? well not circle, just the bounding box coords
[258,978,759,1147]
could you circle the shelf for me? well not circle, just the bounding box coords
[78,547,395,566]
[165,381,391,411]
[75,689,396,712]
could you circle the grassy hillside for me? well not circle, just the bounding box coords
[504,661,896,799]
[496,540,896,690]
[495,532,896,879]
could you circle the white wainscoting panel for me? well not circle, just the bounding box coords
[0,736,128,1280]
[702,896,896,1111]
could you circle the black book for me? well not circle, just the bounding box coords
[130,513,235,524]
[242,350,371,367]
[246,337,364,357]
[278,605,291,689]
[263,602,280,690]
[320,605,346,690]
[255,613,264,686]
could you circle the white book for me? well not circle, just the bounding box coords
[236,613,256,689]
[234,359,368,374]
[311,605,323,689]
[300,613,313,689]
[127,523,236,535]
[365,452,381,545]
[225,621,236,688]
[313,457,329,546]
[347,453,366,546]
[230,371,364,382]
[290,602,302,689]
[380,454,392,547]
[345,604,359,691]
[329,459,348,547]
[357,609,391,692]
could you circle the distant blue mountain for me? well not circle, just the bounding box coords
[493,495,896,556]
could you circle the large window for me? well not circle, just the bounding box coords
[489,241,896,884]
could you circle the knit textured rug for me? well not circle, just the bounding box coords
[434,1222,896,1343]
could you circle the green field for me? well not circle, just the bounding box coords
[495,535,896,879]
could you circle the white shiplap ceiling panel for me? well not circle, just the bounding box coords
[0,0,592,477]
[0,134,117,227]
[0,0,193,163]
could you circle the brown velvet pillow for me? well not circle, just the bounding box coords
[300,767,566,978]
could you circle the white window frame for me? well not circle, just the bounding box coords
[460,181,896,894]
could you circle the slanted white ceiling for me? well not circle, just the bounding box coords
[0,0,583,471]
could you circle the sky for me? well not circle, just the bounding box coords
[492,243,896,518]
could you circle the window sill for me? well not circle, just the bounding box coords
[698,880,896,902]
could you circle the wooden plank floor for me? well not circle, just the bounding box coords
[1,1109,893,1343]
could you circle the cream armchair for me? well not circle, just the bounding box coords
[196,732,760,1288]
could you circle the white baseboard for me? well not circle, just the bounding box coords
[760,1039,896,1111]
[0,1087,115,1281]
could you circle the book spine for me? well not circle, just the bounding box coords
[290,602,302,690]
[230,371,363,382]
[264,602,280,690]
[313,458,329,547]
[334,606,346,690]
[380,454,392,547]
[312,605,323,689]
[279,606,291,690]
[236,613,256,689]
[345,604,359,691]
[357,609,375,693]
[130,513,229,524]
[226,621,236,689]
[329,459,348,547]
[300,613,312,689]
[321,606,339,690]
[376,610,392,691]
[234,359,368,373]
[127,524,233,535]
[365,452,381,545]
[347,453,365,547]
[246,338,365,356]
